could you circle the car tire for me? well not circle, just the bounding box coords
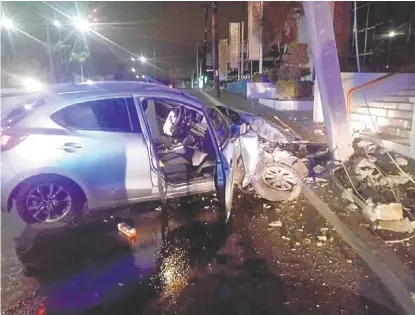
[16,175,86,230]
[252,161,304,202]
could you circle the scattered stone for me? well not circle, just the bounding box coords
[374,203,403,221]
[304,238,311,244]
[295,242,300,246]
[320,227,329,234]
[313,165,326,174]
[395,156,408,166]
[263,204,271,209]
[346,259,352,264]
[314,129,324,136]
[269,220,282,227]
[316,242,323,247]
[328,236,334,242]
[317,235,327,242]
[155,206,162,211]
[346,204,358,212]
[363,199,377,222]
[376,218,414,233]
[341,188,355,203]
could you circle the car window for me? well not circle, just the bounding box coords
[206,107,229,146]
[51,98,132,133]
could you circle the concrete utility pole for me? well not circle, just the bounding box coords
[212,1,220,97]
[303,1,353,160]
[202,4,209,88]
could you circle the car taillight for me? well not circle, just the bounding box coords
[1,133,28,151]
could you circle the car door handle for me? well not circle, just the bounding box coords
[58,142,82,152]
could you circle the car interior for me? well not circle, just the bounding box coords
[142,99,216,184]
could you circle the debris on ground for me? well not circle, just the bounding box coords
[341,188,355,203]
[317,235,327,242]
[395,156,408,166]
[346,204,358,212]
[268,220,283,227]
[313,165,326,174]
[314,129,325,136]
[376,217,414,233]
[373,203,403,221]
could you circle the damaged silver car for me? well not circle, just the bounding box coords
[1,82,308,229]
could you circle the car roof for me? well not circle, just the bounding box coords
[9,81,204,128]
[37,81,202,109]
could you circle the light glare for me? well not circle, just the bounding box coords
[1,17,14,29]
[22,77,43,92]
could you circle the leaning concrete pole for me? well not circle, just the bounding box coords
[303,1,353,161]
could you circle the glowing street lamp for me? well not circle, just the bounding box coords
[131,57,135,61]
[131,67,136,73]
[73,17,90,32]
[136,74,139,79]
[53,20,61,28]
[139,56,147,63]
[388,30,397,38]
[0,16,14,29]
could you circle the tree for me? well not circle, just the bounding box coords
[70,51,90,81]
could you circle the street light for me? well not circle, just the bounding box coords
[139,56,147,63]
[131,57,135,61]
[131,67,136,73]
[388,30,397,38]
[53,20,61,28]
[73,17,90,32]
[0,16,14,29]
[136,74,139,79]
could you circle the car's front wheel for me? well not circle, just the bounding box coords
[16,175,85,230]
[252,162,303,202]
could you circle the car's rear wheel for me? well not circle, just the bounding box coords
[16,175,85,230]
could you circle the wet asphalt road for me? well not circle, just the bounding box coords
[1,188,403,315]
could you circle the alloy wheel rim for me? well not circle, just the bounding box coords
[262,165,297,191]
[25,183,72,223]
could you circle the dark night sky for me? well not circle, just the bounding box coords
[2,1,247,79]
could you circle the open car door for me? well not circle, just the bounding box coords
[205,107,239,222]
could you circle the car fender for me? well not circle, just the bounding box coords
[238,130,260,187]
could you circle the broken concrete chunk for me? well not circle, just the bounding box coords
[341,188,355,203]
[376,218,414,233]
[313,165,326,174]
[320,227,329,234]
[314,129,324,136]
[357,140,373,148]
[346,204,358,212]
[362,199,377,222]
[316,242,323,247]
[374,203,403,221]
[317,235,327,242]
[269,220,282,227]
[395,156,408,166]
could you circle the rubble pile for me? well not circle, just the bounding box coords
[336,139,415,234]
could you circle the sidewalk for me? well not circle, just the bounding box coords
[196,89,327,143]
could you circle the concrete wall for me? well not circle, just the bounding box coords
[345,73,415,110]
[259,99,313,111]
[227,80,248,96]
[313,72,415,122]
[247,83,277,99]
